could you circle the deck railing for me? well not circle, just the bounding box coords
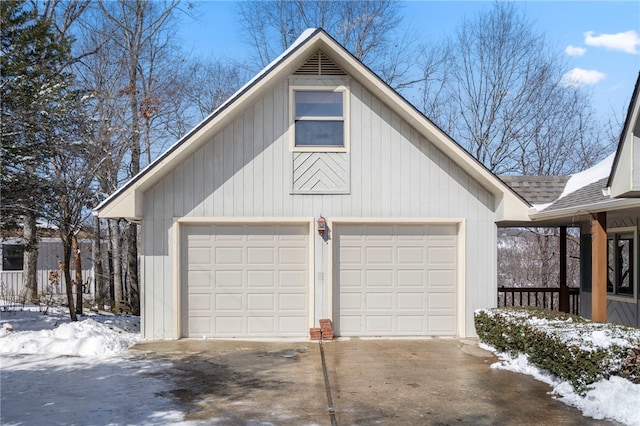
[497,286,580,316]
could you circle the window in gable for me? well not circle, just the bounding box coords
[291,87,348,151]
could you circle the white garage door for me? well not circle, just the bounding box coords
[334,224,457,336]
[182,224,309,338]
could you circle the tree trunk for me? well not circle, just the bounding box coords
[72,234,83,315]
[93,215,104,307]
[110,219,123,312]
[126,224,140,315]
[62,236,77,321]
[22,214,39,303]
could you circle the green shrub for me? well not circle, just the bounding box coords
[474,307,640,394]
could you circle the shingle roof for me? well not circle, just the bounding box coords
[541,177,609,213]
[500,176,570,205]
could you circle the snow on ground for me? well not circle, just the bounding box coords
[481,343,640,426]
[0,304,204,426]
[2,304,638,425]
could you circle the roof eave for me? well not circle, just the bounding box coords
[529,198,640,222]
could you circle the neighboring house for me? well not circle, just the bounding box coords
[95,29,531,340]
[526,72,640,328]
[0,225,94,301]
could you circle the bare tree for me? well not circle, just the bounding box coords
[236,0,422,91]
[182,58,246,122]
[420,2,607,176]
[70,0,183,313]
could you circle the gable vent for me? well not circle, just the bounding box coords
[294,51,346,76]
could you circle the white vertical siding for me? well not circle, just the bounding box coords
[0,239,94,300]
[141,77,498,339]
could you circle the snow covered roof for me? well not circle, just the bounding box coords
[558,153,615,201]
[529,153,640,221]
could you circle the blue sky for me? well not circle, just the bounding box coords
[177,1,640,125]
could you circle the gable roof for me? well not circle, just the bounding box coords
[606,71,640,196]
[94,28,531,223]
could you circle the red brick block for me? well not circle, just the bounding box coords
[310,328,322,340]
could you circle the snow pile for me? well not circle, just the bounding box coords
[484,345,640,426]
[0,318,139,356]
[0,305,140,357]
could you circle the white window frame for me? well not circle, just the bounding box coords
[606,226,638,303]
[289,84,350,152]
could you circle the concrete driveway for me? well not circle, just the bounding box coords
[132,338,614,425]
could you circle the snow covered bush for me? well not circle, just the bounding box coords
[475,307,640,394]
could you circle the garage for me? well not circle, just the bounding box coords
[181,224,309,338]
[333,223,458,336]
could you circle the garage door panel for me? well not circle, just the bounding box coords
[215,226,246,237]
[187,227,212,240]
[428,293,455,311]
[397,292,424,310]
[366,293,393,310]
[396,225,427,239]
[216,317,243,334]
[279,293,306,311]
[397,316,426,333]
[247,294,274,310]
[428,247,455,264]
[279,317,307,334]
[215,247,243,264]
[278,270,306,287]
[341,293,362,309]
[189,294,211,311]
[366,316,393,333]
[215,293,243,310]
[340,247,362,264]
[340,270,362,287]
[189,247,211,264]
[247,270,274,288]
[278,225,308,237]
[247,247,274,264]
[397,270,424,287]
[426,225,457,236]
[366,247,393,264]
[365,226,393,238]
[335,223,457,336]
[189,317,211,335]
[428,316,455,334]
[183,224,309,338]
[248,317,275,334]
[397,247,424,263]
[279,247,306,264]
[427,270,455,287]
[366,270,393,287]
[216,270,243,287]
[340,316,361,334]
[188,271,211,287]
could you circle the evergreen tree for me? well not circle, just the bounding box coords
[1,0,78,312]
